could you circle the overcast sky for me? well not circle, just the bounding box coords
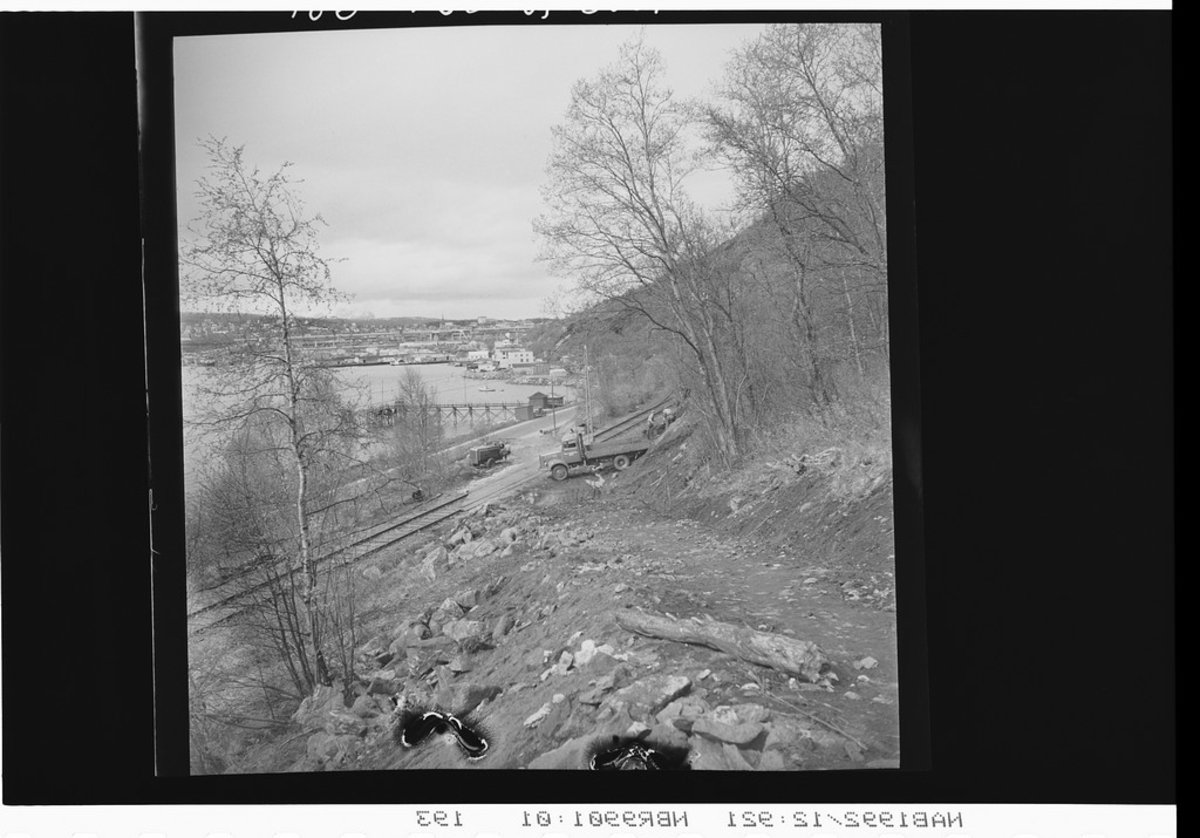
[174,22,771,321]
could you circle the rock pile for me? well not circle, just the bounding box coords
[288,497,890,773]
[512,631,866,771]
[292,502,550,770]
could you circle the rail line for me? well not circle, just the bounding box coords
[188,399,674,637]
[592,395,673,442]
[187,492,469,636]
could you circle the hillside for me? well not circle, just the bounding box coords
[196,415,898,773]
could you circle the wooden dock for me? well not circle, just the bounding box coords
[371,401,527,425]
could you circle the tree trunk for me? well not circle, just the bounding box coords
[279,289,329,690]
[614,609,827,682]
[840,267,865,379]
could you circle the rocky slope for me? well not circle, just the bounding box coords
[266,437,899,773]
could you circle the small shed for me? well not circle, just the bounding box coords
[515,404,534,421]
[529,392,564,411]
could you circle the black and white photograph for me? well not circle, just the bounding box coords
[0,5,1174,817]
[175,20,902,775]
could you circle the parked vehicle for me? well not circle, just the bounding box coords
[467,441,511,468]
[539,429,649,481]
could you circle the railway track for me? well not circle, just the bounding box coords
[188,400,675,637]
[591,395,673,442]
[187,492,470,636]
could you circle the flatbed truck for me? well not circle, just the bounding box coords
[539,428,649,481]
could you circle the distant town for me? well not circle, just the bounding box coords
[181,312,559,371]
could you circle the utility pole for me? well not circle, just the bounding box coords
[583,344,592,435]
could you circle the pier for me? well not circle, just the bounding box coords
[371,400,530,426]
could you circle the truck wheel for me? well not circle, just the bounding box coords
[613,454,632,471]
[550,464,569,481]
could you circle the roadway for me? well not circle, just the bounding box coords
[453,408,580,510]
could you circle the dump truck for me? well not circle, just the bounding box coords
[539,428,649,481]
[467,441,511,468]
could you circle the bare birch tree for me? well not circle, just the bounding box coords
[388,366,446,494]
[182,137,354,689]
[705,23,888,404]
[535,33,747,460]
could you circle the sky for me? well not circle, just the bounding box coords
[174,22,772,322]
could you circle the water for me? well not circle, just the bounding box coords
[334,362,570,408]
[177,362,575,491]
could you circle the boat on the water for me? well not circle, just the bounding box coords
[478,386,495,392]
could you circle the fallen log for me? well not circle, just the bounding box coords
[614,610,827,682]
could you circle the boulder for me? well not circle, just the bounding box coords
[764,721,799,751]
[575,640,616,667]
[655,694,712,726]
[395,623,430,645]
[576,687,606,705]
[647,720,690,752]
[524,703,552,728]
[576,671,624,705]
[404,641,457,678]
[350,694,383,718]
[443,619,487,644]
[366,669,402,696]
[325,711,368,737]
[438,598,466,620]
[585,652,620,675]
[420,546,450,581]
[454,589,481,610]
[543,699,571,734]
[292,683,345,730]
[491,613,515,642]
[499,527,520,544]
[600,674,692,721]
[359,633,391,655]
[692,717,765,746]
[708,703,770,725]
[361,566,383,581]
[470,538,501,559]
[556,702,599,739]
[371,651,396,669]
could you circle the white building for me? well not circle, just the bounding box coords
[496,347,535,368]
